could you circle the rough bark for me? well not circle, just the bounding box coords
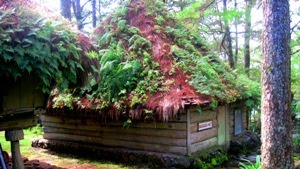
[244,0,253,76]
[60,0,71,20]
[223,0,235,69]
[261,0,293,168]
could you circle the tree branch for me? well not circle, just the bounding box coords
[292,48,300,55]
[291,20,300,33]
[81,0,92,12]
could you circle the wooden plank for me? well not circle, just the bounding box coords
[217,106,226,146]
[190,137,217,154]
[0,115,37,131]
[191,127,217,144]
[190,110,217,123]
[190,119,218,133]
[102,132,186,147]
[43,133,102,145]
[101,138,187,155]
[44,126,187,146]
[44,133,187,155]
[43,121,187,139]
[3,83,21,110]
[169,114,187,122]
[21,76,34,108]
[187,110,191,155]
[224,105,231,148]
[41,115,187,131]
[44,127,102,137]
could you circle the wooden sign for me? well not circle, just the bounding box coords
[197,121,213,131]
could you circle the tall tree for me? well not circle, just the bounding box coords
[244,0,253,75]
[223,0,235,69]
[72,0,83,30]
[92,0,97,27]
[261,0,293,168]
[60,0,72,20]
[234,0,238,64]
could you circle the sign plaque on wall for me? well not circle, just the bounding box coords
[197,121,213,131]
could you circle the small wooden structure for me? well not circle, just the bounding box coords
[0,76,46,169]
[41,102,248,157]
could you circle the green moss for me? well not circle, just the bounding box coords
[51,0,259,117]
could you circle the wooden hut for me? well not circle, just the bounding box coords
[0,0,98,168]
[42,103,248,156]
[39,0,258,167]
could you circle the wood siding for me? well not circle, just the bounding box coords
[41,115,188,155]
[187,108,218,154]
[1,76,45,115]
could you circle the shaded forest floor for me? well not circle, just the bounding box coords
[0,129,149,169]
[2,129,300,169]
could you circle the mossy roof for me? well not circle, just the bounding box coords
[47,0,258,121]
[0,0,98,93]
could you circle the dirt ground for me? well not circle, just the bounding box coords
[2,147,130,169]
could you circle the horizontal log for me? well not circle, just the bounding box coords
[44,127,187,147]
[190,137,217,154]
[101,132,187,147]
[44,133,102,145]
[191,127,217,144]
[189,110,217,123]
[0,115,37,131]
[190,119,218,133]
[41,115,187,131]
[101,138,187,155]
[44,133,187,155]
[43,121,187,139]
[44,127,102,137]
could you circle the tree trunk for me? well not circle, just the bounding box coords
[244,0,252,76]
[60,0,71,20]
[234,0,238,64]
[223,0,235,69]
[261,0,293,168]
[72,0,83,30]
[92,0,97,28]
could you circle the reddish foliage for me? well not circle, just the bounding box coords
[77,33,93,52]
[125,0,211,120]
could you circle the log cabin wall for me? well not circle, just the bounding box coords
[41,114,188,155]
[229,102,248,138]
[186,108,219,155]
[1,76,45,113]
[0,75,45,131]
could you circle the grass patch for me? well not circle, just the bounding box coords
[0,125,146,169]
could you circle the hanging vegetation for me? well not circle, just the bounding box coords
[47,0,259,121]
[0,0,99,93]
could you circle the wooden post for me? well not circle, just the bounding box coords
[186,110,191,155]
[5,130,25,169]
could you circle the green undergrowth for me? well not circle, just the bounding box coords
[239,156,261,169]
[190,146,229,169]
[0,3,95,93]
[50,0,259,113]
